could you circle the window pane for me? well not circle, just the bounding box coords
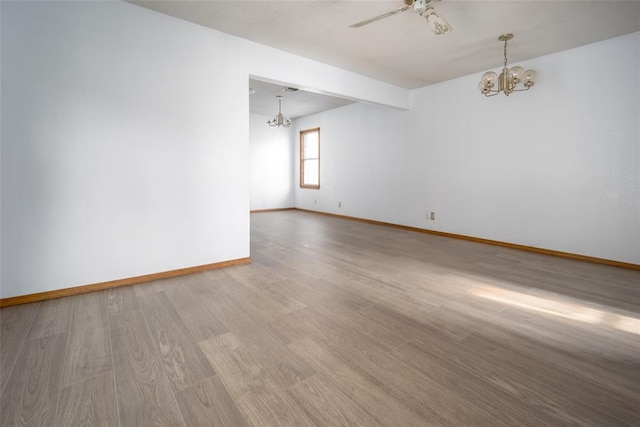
[300,128,320,188]
[304,159,318,186]
[304,135,318,158]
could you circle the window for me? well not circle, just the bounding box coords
[300,128,320,189]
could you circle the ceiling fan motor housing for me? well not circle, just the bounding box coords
[413,0,428,14]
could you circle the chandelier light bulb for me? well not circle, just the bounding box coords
[481,71,498,88]
[524,69,537,87]
[509,66,525,84]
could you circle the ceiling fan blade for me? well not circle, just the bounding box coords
[349,5,412,29]
[422,7,452,35]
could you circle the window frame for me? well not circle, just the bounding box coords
[300,127,320,189]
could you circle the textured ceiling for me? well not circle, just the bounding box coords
[128,1,640,117]
[249,79,355,120]
[130,0,640,90]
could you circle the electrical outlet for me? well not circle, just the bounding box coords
[338,201,342,208]
[314,199,317,204]
[430,212,435,220]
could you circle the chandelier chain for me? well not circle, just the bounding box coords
[503,38,508,68]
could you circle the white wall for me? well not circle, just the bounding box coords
[294,103,406,222]
[0,1,409,299]
[1,1,251,299]
[295,32,640,265]
[250,113,294,210]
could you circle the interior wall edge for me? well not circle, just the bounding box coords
[250,207,296,214]
[0,257,252,308]
[294,208,640,271]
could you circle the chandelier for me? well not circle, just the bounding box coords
[267,95,292,127]
[478,34,537,97]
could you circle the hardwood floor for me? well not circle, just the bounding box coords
[1,210,639,426]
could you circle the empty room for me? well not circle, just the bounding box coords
[1,1,639,426]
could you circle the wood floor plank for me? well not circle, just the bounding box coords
[498,295,640,360]
[287,373,380,427]
[161,276,228,341]
[222,267,307,314]
[191,281,316,390]
[234,326,316,390]
[391,341,558,426]
[195,278,317,389]
[290,290,408,351]
[199,333,315,426]
[188,277,257,336]
[340,275,443,325]
[175,375,250,427]
[26,297,72,340]
[459,331,640,425]
[405,304,473,342]
[408,325,630,426]
[255,261,371,313]
[0,333,67,427]
[55,371,119,427]
[252,252,374,312]
[61,291,112,387]
[291,307,390,358]
[235,387,316,427]
[106,285,140,316]
[0,301,39,395]
[358,304,459,349]
[466,315,640,398]
[264,310,315,345]
[198,333,273,400]
[460,285,640,380]
[406,274,491,311]
[310,332,503,426]
[138,291,216,391]
[190,280,307,362]
[344,272,440,310]
[473,261,640,312]
[289,335,428,427]
[109,310,185,426]
[214,273,301,326]
[226,266,308,313]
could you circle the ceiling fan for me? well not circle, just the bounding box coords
[349,0,452,35]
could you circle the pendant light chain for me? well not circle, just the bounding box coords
[503,38,508,68]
